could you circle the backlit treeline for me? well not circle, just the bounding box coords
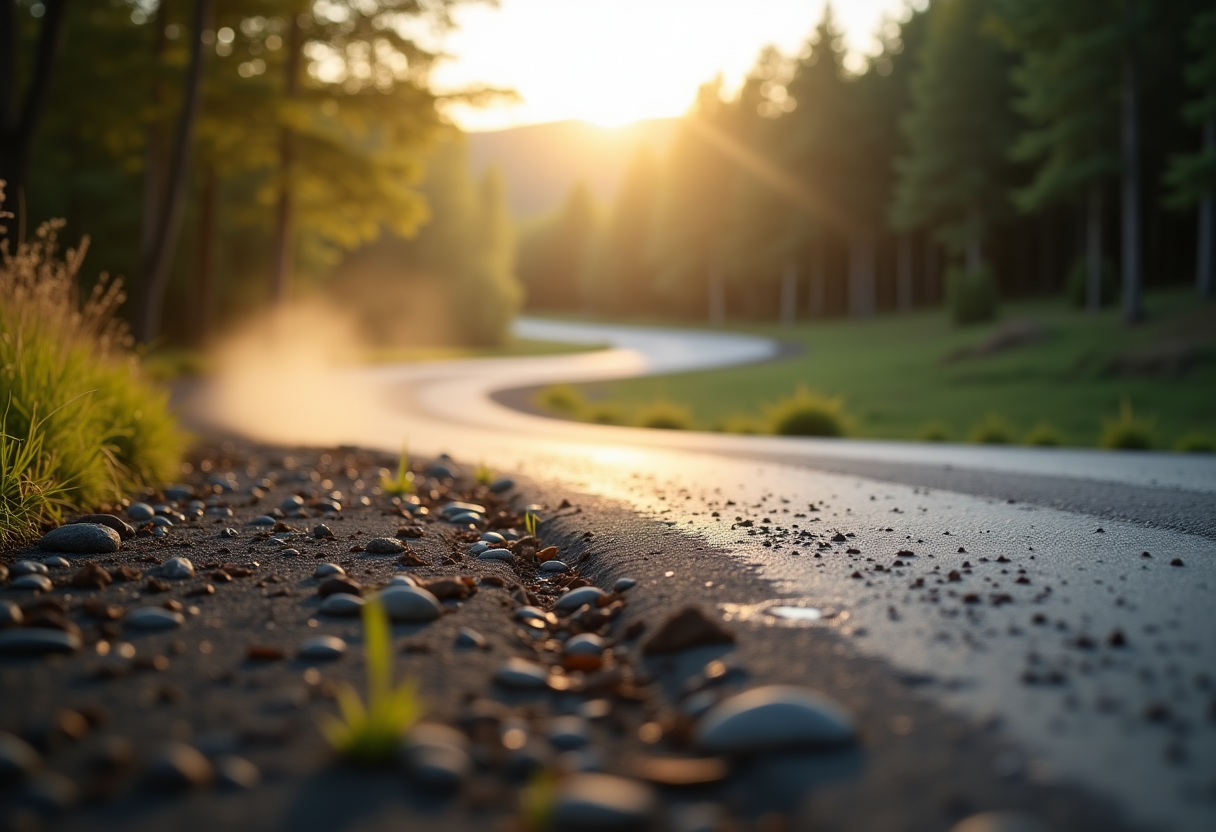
[520,0,1216,325]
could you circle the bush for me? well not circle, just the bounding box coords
[535,384,585,417]
[586,404,624,425]
[1064,257,1118,309]
[1023,422,1063,447]
[1175,432,1214,453]
[636,400,693,430]
[917,421,951,442]
[765,386,847,437]
[969,413,1013,444]
[945,264,999,326]
[718,415,764,435]
[1099,399,1154,450]
[0,206,184,543]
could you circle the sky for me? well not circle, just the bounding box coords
[433,0,917,132]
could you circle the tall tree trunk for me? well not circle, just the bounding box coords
[138,0,210,344]
[1121,0,1144,323]
[1198,116,1214,298]
[896,231,913,312]
[0,0,68,240]
[270,13,302,305]
[139,2,169,274]
[1086,182,1103,314]
[808,241,825,318]
[779,259,796,327]
[707,257,725,325]
[848,228,876,319]
[194,162,216,347]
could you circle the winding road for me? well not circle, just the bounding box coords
[182,316,1216,831]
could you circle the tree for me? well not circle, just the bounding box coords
[517,180,598,312]
[589,145,659,317]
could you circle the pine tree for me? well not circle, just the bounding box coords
[590,146,659,317]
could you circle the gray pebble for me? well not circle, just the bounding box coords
[480,531,506,543]
[279,495,305,513]
[315,563,345,577]
[69,514,135,539]
[478,548,514,563]
[494,657,549,689]
[378,586,443,622]
[313,524,334,539]
[552,773,657,830]
[515,606,555,626]
[541,560,570,574]
[613,578,636,592]
[388,574,417,587]
[280,548,301,557]
[0,732,41,783]
[40,556,70,568]
[150,557,194,579]
[467,541,490,556]
[319,593,365,616]
[249,515,277,527]
[696,685,854,754]
[555,586,607,613]
[11,574,52,592]
[215,755,260,790]
[547,715,590,750]
[455,628,486,649]
[144,743,213,789]
[365,537,405,555]
[206,506,234,517]
[126,502,155,522]
[298,635,346,660]
[11,560,48,576]
[219,527,238,538]
[447,512,482,526]
[164,485,194,502]
[399,724,470,790]
[489,477,514,493]
[0,628,81,655]
[149,515,174,528]
[563,633,605,658]
[0,600,23,627]
[125,607,185,631]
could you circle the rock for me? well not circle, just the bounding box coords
[149,557,194,580]
[11,560,48,576]
[695,686,854,754]
[150,515,174,528]
[313,524,334,539]
[478,549,514,563]
[70,562,112,589]
[378,586,443,622]
[207,506,234,518]
[280,495,305,513]
[440,501,484,518]
[365,537,405,555]
[215,755,260,790]
[455,628,486,649]
[547,716,590,750]
[489,477,515,493]
[447,512,482,526]
[563,633,605,658]
[388,574,417,587]
[249,515,277,527]
[540,560,570,574]
[613,578,636,592]
[164,485,195,502]
[0,732,41,783]
[144,743,213,789]
[126,502,155,522]
[480,531,506,543]
[314,563,345,578]
[280,548,301,557]
[321,591,362,617]
[494,657,549,689]
[642,607,734,654]
[298,635,346,660]
[555,586,607,613]
[552,773,657,830]
[21,771,78,814]
[0,600,23,627]
[70,514,136,539]
[949,812,1052,832]
[399,724,470,790]
[318,576,362,597]
[515,606,555,627]
[219,527,238,538]
[11,574,52,592]
[124,607,185,631]
[0,628,81,655]
[467,541,490,556]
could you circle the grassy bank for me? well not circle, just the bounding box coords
[534,289,1216,450]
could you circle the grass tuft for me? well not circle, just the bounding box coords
[636,400,693,430]
[536,384,586,418]
[765,386,847,437]
[1023,421,1063,447]
[380,439,415,496]
[1175,431,1214,453]
[969,414,1014,445]
[1100,399,1155,450]
[917,420,952,442]
[474,460,494,486]
[0,404,76,546]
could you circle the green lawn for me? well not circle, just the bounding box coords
[542,289,1216,449]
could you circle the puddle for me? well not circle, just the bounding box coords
[720,600,844,626]
[767,605,823,621]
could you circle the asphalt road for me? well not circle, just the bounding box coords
[180,317,1216,831]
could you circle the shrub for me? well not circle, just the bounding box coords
[917,421,951,442]
[0,407,75,546]
[1023,422,1063,447]
[536,384,585,417]
[945,264,999,326]
[636,400,693,430]
[765,386,847,437]
[1175,432,1214,453]
[0,201,183,541]
[719,415,764,435]
[586,404,624,425]
[969,413,1013,444]
[1099,399,1154,450]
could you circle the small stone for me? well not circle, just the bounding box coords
[313,524,334,539]
[547,716,590,750]
[70,514,136,539]
[365,537,405,555]
[478,548,514,563]
[219,527,238,538]
[298,635,346,660]
[11,574,53,592]
[164,485,195,502]
[541,561,570,573]
[494,657,549,689]
[280,548,301,557]
[249,515,277,527]
[378,586,443,622]
[0,600,23,627]
[388,574,417,587]
[0,732,41,783]
[12,560,48,576]
[555,586,607,613]
[40,556,70,568]
[489,477,514,493]
[144,743,213,789]
[70,562,112,589]
[125,607,185,631]
[207,507,234,517]
[552,773,657,830]
[949,812,1052,832]
[467,541,490,556]
[150,557,194,580]
[0,628,81,655]
[456,628,486,649]
[215,755,260,790]
[399,724,470,790]
[314,563,345,577]
[643,607,734,654]
[318,576,362,597]
[149,515,174,528]
[613,578,636,592]
[280,495,305,513]
[440,501,484,518]
[21,771,78,814]
[563,633,605,658]
[126,502,155,522]
[480,531,506,543]
[696,686,854,754]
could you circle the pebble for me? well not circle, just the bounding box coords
[949,812,1052,832]
[314,563,345,577]
[400,724,470,790]
[127,502,155,522]
[541,560,570,574]
[0,732,41,783]
[0,628,81,655]
[21,771,78,813]
[480,531,506,543]
[164,485,194,502]
[467,541,490,556]
[11,560,48,576]
[494,657,549,689]
[40,556,70,568]
[515,606,555,626]
[388,574,417,587]
[318,577,362,597]
[150,557,195,580]
[11,574,52,592]
[125,607,185,631]
[547,716,590,750]
[365,537,406,555]
[555,586,607,613]
[215,755,261,790]
[696,686,855,754]
[447,512,482,525]
[69,514,135,539]
[219,527,238,538]
[563,633,605,658]
[489,477,514,493]
[613,578,636,592]
[280,495,305,513]
[313,524,334,539]
[551,773,657,830]
[144,743,213,789]
[0,600,23,627]
[249,515,277,527]
[280,548,301,557]
[378,586,443,622]
[150,515,174,528]
[206,506,234,517]
[441,501,485,517]
[298,635,346,660]
[319,593,365,616]
[455,628,486,649]
[478,549,514,563]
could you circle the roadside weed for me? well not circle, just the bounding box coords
[519,767,557,832]
[475,460,494,486]
[1100,399,1154,450]
[1175,431,1214,453]
[765,386,847,437]
[380,439,415,496]
[968,413,1013,444]
[1023,421,1063,447]
[524,510,540,538]
[0,403,75,545]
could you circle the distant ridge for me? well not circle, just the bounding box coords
[466,118,678,218]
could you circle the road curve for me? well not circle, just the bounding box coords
[181,316,1216,831]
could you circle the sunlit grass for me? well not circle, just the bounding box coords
[764,386,848,437]
[968,413,1014,445]
[320,596,423,763]
[474,460,494,485]
[379,439,415,496]
[524,509,540,538]
[0,404,75,546]
[1100,399,1155,450]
